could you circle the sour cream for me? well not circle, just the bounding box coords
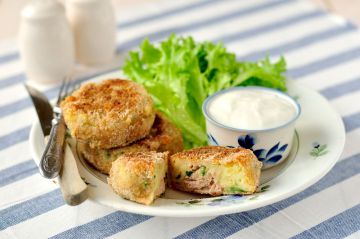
[207,88,297,130]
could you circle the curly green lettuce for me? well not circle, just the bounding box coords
[123,34,287,148]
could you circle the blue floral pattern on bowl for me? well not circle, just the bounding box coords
[238,134,288,164]
[207,134,219,146]
[238,134,255,150]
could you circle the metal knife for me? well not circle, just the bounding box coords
[25,84,66,178]
[25,85,53,136]
[25,84,88,205]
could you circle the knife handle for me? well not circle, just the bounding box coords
[58,142,88,206]
[40,116,66,179]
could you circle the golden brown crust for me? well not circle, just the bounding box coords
[78,113,183,174]
[61,79,155,149]
[170,146,257,166]
[145,112,183,154]
[107,151,168,205]
[169,146,262,196]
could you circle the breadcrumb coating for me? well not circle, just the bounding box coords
[61,79,155,149]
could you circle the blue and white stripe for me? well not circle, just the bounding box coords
[1,0,360,238]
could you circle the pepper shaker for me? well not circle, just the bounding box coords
[18,0,75,84]
[66,0,116,65]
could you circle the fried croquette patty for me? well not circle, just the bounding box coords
[108,151,168,205]
[78,113,183,174]
[169,146,262,196]
[61,79,155,149]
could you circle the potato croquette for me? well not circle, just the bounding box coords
[61,79,155,149]
[78,113,183,174]
[169,146,262,196]
[108,151,168,205]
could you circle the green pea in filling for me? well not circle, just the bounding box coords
[229,186,246,194]
[199,166,207,176]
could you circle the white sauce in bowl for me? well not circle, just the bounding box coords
[208,89,297,130]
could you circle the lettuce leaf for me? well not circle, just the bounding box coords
[123,34,287,148]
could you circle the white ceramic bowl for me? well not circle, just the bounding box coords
[202,86,301,169]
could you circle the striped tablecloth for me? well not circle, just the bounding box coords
[1,0,360,238]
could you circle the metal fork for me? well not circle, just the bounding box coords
[40,77,80,179]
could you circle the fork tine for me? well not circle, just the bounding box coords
[74,79,81,91]
[56,78,67,105]
[66,77,80,97]
[63,76,72,98]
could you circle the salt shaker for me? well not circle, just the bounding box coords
[19,0,74,84]
[66,0,116,65]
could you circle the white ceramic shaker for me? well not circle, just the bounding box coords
[19,0,75,84]
[66,0,116,65]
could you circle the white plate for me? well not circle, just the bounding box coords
[29,71,345,217]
